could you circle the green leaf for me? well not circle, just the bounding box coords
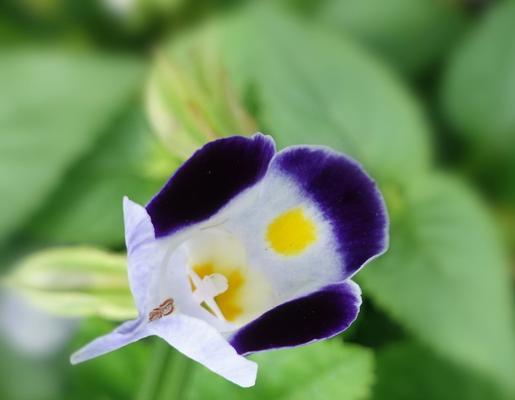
[496,205,515,261]
[359,173,515,394]
[442,1,515,202]
[442,1,515,157]
[26,105,177,247]
[3,247,136,320]
[219,3,431,184]
[0,47,144,246]
[373,342,507,400]
[318,0,469,76]
[184,341,374,400]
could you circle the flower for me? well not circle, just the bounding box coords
[71,133,388,387]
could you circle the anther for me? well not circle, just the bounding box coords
[148,298,175,321]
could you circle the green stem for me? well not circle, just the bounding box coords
[156,349,194,400]
[136,340,170,400]
[135,338,195,400]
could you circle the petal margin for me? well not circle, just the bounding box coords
[124,197,157,312]
[229,280,362,355]
[271,146,388,278]
[70,319,148,364]
[147,133,275,238]
[148,314,257,387]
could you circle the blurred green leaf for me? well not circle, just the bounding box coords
[155,2,432,184]
[359,173,515,394]
[0,47,144,246]
[219,3,431,184]
[0,338,62,400]
[185,340,374,400]
[26,105,176,247]
[67,318,150,400]
[373,342,506,400]
[442,1,515,201]
[495,205,515,262]
[3,247,136,320]
[443,0,515,149]
[318,0,469,76]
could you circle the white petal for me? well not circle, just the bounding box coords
[123,197,236,331]
[70,318,148,364]
[148,314,257,387]
[223,173,343,302]
[123,197,157,312]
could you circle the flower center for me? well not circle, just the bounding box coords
[181,228,274,326]
[190,263,245,322]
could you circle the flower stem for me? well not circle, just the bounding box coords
[156,349,194,400]
[135,340,170,400]
[136,338,195,400]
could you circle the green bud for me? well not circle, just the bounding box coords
[146,25,257,160]
[2,247,136,321]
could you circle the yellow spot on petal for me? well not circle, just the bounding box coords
[193,263,245,322]
[266,207,317,255]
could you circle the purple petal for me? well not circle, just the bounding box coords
[147,133,275,238]
[271,146,388,278]
[229,280,361,355]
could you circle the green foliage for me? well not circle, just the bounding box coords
[442,1,515,201]
[359,173,515,393]
[0,48,144,246]
[318,0,469,76]
[1,1,515,399]
[0,338,62,400]
[26,106,173,247]
[3,247,136,320]
[443,1,515,153]
[139,342,196,400]
[185,340,374,400]
[219,2,431,184]
[373,342,506,400]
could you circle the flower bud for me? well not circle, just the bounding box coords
[3,247,136,321]
[146,27,257,160]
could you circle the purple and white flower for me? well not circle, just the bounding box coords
[71,133,388,387]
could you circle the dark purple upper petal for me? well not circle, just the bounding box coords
[271,146,388,278]
[229,280,361,355]
[147,134,275,238]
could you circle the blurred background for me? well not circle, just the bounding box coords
[0,0,514,399]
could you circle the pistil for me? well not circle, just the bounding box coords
[190,269,229,321]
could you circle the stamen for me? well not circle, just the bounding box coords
[148,297,175,321]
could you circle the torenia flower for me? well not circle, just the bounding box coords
[71,133,388,387]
